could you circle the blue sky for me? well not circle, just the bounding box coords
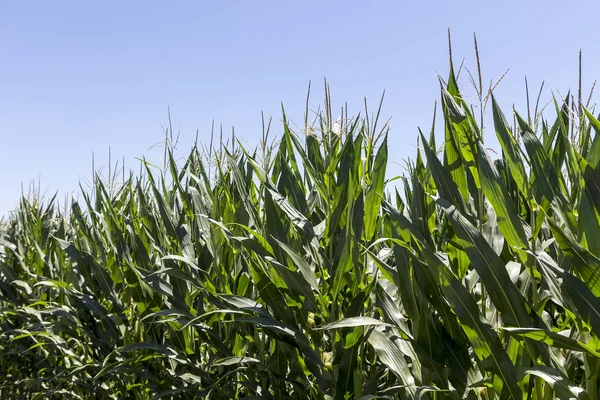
[2,1,599,216]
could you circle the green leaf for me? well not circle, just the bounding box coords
[420,132,467,214]
[548,218,600,297]
[534,251,600,336]
[502,327,600,358]
[315,316,392,330]
[437,199,533,329]
[367,330,417,397]
[492,96,528,196]
[364,135,388,241]
[476,141,529,249]
[517,366,589,400]
[271,237,319,292]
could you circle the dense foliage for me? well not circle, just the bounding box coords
[2,53,600,399]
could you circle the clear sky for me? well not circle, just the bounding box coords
[2,1,600,216]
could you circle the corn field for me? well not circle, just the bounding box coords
[2,51,600,399]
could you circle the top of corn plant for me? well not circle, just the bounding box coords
[2,35,600,399]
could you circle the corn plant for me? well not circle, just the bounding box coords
[2,46,600,399]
